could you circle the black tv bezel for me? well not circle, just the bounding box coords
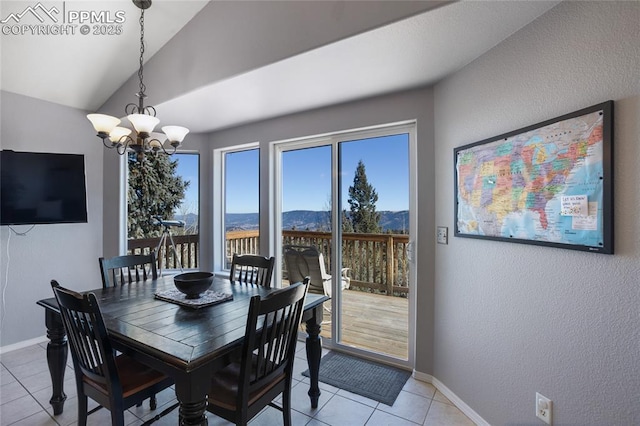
[0,150,89,226]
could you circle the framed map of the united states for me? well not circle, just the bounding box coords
[454,101,613,254]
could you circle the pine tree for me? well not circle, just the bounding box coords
[341,209,354,233]
[347,160,381,233]
[127,153,189,239]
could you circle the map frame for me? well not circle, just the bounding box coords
[454,101,614,254]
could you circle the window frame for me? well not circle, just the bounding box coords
[123,150,201,270]
[213,142,260,273]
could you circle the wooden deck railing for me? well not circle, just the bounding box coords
[228,229,410,296]
[128,234,199,270]
[224,230,260,269]
[128,229,409,296]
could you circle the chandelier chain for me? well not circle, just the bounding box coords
[87,0,188,161]
[137,8,146,99]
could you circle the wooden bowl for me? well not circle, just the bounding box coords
[173,272,213,299]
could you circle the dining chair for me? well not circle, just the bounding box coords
[206,279,309,426]
[98,252,163,411]
[50,280,176,426]
[99,253,158,288]
[229,253,276,287]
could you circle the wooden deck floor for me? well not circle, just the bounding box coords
[316,289,409,360]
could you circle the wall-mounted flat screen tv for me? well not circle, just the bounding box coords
[1,150,88,225]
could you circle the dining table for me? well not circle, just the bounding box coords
[37,275,328,426]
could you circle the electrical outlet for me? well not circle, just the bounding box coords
[437,226,448,244]
[536,392,552,424]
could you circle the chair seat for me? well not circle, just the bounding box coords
[84,354,170,398]
[207,357,286,411]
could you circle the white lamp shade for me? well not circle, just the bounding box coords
[162,126,189,143]
[87,114,120,134]
[109,127,132,143]
[127,114,160,134]
[149,139,163,149]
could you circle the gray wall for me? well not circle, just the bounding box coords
[207,87,436,374]
[432,2,640,425]
[0,91,104,346]
[183,133,213,272]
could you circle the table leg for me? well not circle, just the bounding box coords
[44,309,68,415]
[175,381,208,426]
[178,400,207,426]
[305,307,323,409]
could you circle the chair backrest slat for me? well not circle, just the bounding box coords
[50,280,120,390]
[229,254,275,287]
[99,253,158,288]
[238,279,308,405]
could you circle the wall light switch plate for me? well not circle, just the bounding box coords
[437,226,448,244]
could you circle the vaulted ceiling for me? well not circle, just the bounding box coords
[1,1,559,133]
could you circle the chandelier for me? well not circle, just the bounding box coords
[86,0,188,162]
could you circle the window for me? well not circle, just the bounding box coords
[127,152,200,271]
[215,144,260,270]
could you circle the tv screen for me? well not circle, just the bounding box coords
[1,150,88,225]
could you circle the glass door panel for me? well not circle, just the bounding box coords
[281,145,333,339]
[337,134,410,360]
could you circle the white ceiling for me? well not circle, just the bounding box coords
[0,1,209,110]
[1,1,560,134]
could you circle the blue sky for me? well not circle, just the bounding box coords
[174,133,409,214]
[174,153,199,215]
[339,134,409,212]
[281,134,409,212]
[225,150,260,214]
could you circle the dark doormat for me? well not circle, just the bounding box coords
[302,351,411,406]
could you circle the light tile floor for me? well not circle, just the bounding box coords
[0,342,475,425]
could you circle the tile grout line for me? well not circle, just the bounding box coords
[3,344,474,426]
[1,362,61,426]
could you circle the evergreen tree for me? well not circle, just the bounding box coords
[341,209,354,233]
[127,153,189,239]
[347,160,381,233]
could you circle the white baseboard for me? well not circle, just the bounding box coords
[412,369,434,383]
[412,370,490,426]
[0,335,48,355]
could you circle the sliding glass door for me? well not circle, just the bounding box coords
[275,123,416,366]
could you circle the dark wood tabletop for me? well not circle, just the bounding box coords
[38,275,328,425]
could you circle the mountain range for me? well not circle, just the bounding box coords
[176,210,409,233]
